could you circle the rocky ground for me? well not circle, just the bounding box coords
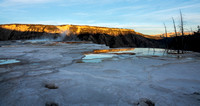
[0,40,200,106]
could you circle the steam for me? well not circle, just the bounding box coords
[57,30,80,41]
[22,29,79,42]
[56,30,68,41]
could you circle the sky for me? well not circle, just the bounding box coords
[0,0,200,35]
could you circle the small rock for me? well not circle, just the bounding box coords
[45,102,58,106]
[136,98,155,106]
[45,83,58,89]
[193,92,200,95]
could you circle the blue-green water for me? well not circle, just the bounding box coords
[0,59,20,65]
[82,48,170,63]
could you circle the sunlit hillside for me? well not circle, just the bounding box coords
[151,32,193,37]
[0,24,161,39]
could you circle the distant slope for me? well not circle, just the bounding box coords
[0,24,136,36]
[0,24,162,48]
[0,24,161,39]
[151,32,193,38]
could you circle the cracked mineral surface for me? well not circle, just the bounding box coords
[0,40,200,106]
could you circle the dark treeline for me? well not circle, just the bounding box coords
[76,32,161,48]
[160,10,200,53]
[162,31,200,52]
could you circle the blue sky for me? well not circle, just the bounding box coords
[0,0,200,34]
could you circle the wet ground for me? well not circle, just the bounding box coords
[0,40,200,106]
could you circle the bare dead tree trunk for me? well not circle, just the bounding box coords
[180,10,184,53]
[163,23,168,38]
[163,23,168,50]
[190,28,193,35]
[172,17,179,54]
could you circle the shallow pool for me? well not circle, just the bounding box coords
[0,59,20,65]
[82,48,171,63]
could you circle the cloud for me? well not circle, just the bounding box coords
[72,12,90,17]
[0,0,139,7]
[58,0,141,7]
[8,0,53,3]
[0,0,58,7]
[0,0,199,35]
[104,6,146,15]
[118,3,200,25]
[184,13,200,24]
[151,3,200,14]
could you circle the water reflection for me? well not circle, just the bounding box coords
[93,48,135,53]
